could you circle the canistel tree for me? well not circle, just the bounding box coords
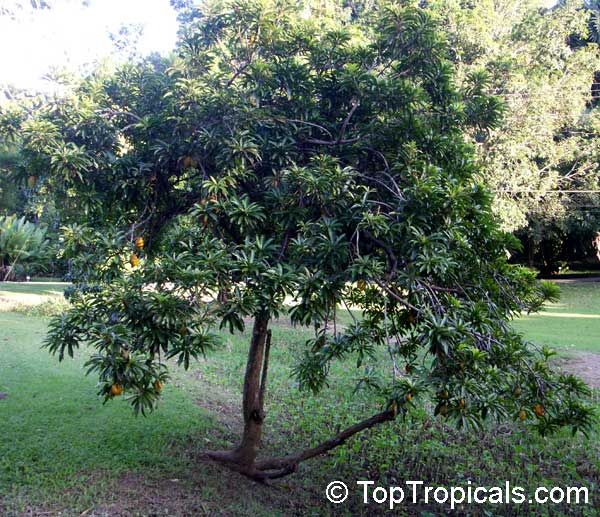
[2,0,593,480]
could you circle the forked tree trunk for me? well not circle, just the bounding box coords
[207,312,398,481]
[208,312,272,474]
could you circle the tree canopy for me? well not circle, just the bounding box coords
[1,0,594,479]
[428,0,600,270]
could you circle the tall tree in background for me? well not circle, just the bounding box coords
[1,0,594,479]
[428,0,600,272]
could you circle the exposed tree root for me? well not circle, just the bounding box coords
[206,450,297,481]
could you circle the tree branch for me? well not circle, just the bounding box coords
[254,408,396,471]
[226,61,252,88]
[304,136,362,146]
[371,277,420,313]
[338,97,359,143]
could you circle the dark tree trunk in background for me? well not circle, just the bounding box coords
[528,234,535,268]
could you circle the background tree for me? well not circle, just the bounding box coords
[0,87,70,277]
[426,0,600,272]
[3,0,594,479]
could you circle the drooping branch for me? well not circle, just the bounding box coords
[371,277,420,313]
[254,407,397,472]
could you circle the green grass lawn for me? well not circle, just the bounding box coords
[0,281,599,515]
[513,282,600,352]
[0,281,67,297]
[0,281,68,314]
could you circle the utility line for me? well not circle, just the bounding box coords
[494,190,600,193]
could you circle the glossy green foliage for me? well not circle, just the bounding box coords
[0,214,50,279]
[426,0,600,267]
[3,0,594,434]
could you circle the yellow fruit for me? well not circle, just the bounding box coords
[202,215,209,227]
[518,409,526,421]
[27,175,38,188]
[154,380,163,392]
[111,384,123,396]
[130,253,139,267]
[534,403,545,417]
[459,398,466,410]
[357,279,366,291]
[135,236,144,249]
[406,393,413,402]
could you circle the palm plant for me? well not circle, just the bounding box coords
[0,215,50,280]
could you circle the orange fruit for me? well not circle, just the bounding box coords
[406,393,412,402]
[135,236,144,249]
[154,380,163,392]
[27,175,38,188]
[130,253,139,267]
[202,215,209,227]
[459,398,466,410]
[182,155,195,168]
[357,279,366,291]
[518,409,526,421]
[111,384,123,396]
[534,403,545,417]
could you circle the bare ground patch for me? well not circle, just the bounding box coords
[556,351,600,389]
[88,471,213,516]
[23,464,321,517]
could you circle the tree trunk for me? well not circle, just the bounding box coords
[207,313,398,481]
[528,233,535,268]
[208,312,271,474]
[235,312,270,467]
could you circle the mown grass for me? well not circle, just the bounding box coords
[0,281,67,314]
[0,281,599,516]
[513,282,600,353]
